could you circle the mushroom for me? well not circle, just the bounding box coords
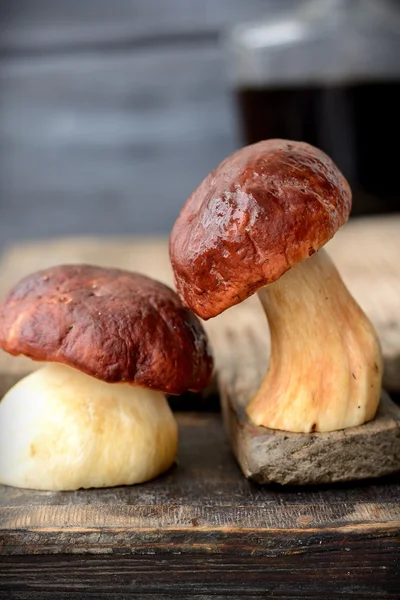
[170,139,382,433]
[0,265,213,490]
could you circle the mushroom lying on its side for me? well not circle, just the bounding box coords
[170,139,382,433]
[0,265,213,490]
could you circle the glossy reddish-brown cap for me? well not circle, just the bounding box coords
[0,265,213,394]
[170,139,352,319]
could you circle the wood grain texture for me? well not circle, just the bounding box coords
[0,412,399,550]
[1,547,399,599]
[0,412,399,598]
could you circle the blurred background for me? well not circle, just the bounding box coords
[0,0,399,252]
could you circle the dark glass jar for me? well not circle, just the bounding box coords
[226,0,400,215]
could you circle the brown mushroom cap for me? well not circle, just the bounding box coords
[170,139,352,320]
[0,265,213,394]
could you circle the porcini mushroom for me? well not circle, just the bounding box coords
[170,139,382,433]
[0,265,213,490]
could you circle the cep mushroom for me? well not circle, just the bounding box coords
[170,139,383,433]
[0,265,213,490]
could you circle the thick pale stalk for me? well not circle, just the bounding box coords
[0,364,178,490]
[246,249,383,433]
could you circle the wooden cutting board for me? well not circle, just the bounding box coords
[0,215,399,394]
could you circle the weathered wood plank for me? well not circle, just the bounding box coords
[0,43,240,250]
[0,413,399,559]
[221,357,400,484]
[1,547,399,599]
[0,0,276,53]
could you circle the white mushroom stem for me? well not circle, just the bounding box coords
[246,248,383,433]
[0,364,178,490]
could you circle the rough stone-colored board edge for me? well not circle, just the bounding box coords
[220,372,400,485]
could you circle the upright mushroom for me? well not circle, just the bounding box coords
[170,139,382,433]
[0,265,213,490]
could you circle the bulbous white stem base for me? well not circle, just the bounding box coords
[246,249,383,433]
[0,363,178,490]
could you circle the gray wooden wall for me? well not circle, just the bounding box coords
[0,0,293,250]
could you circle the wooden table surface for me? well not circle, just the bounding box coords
[1,412,399,599]
[0,217,399,598]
